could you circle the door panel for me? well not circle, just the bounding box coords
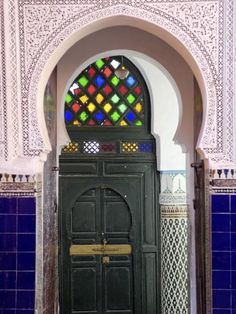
[60,179,141,314]
[59,160,160,313]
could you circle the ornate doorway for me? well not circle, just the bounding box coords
[59,56,160,313]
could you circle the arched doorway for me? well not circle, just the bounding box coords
[58,56,160,313]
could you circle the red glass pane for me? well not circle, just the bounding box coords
[71,103,81,113]
[88,119,96,126]
[103,67,112,78]
[74,88,81,96]
[119,85,128,95]
[103,119,113,126]
[134,86,142,95]
[87,84,96,95]
[103,84,113,95]
[101,143,116,152]
[87,67,96,78]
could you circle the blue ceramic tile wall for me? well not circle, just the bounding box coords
[212,194,236,313]
[0,197,35,314]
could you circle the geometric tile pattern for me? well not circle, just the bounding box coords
[161,205,189,314]
[64,56,145,128]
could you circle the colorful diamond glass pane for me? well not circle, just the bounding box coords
[70,83,79,95]
[88,119,96,126]
[134,86,142,95]
[119,85,128,95]
[74,88,81,96]
[94,75,105,88]
[111,111,120,122]
[126,76,136,87]
[87,85,96,95]
[103,84,113,95]
[135,103,142,113]
[101,144,116,152]
[73,120,80,126]
[139,143,153,152]
[65,56,146,128]
[118,103,127,113]
[80,95,89,104]
[72,103,81,113]
[65,110,73,123]
[111,94,120,104]
[111,76,120,86]
[96,59,105,69]
[87,67,96,78]
[94,111,105,123]
[103,119,113,126]
[78,76,89,87]
[127,93,136,104]
[96,93,104,104]
[126,111,136,123]
[65,93,72,104]
[103,67,112,78]
[122,142,138,152]
[87,103,96,113]
[80,111,88,122]
[135,120,143,126]
[110,59,120,69]
[103,103,112,113]
[120,120,128,126]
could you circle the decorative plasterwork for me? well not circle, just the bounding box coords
[0,0,234,172]
[160,170,187,205]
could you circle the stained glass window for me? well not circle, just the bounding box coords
[64,56,148,128]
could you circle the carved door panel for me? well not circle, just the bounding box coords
[59,177,142,314]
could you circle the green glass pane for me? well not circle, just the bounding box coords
[111,94,120,104]
[65,93,72,104]
[96,59,105,69]
[111,111,120,122]
[127,93,136,104]
[78,76,89,87]
[118,103,127,113]
[79,111,89,122]
[111,76,120,86]
[135,120,143,126]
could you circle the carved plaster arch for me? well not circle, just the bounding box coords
[1,0,234,173]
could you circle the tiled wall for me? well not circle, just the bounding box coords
[212,193,236,313]
[0,197,36,314]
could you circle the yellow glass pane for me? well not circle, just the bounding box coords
[80,95,89,104]
[120,120,127,126]
[135,103,142,113]
[96,93,104,104]
[87,102,96,112]
[103,103,112,113]
[73,120,81,126]
[122,142,138,152]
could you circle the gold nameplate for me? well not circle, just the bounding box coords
[70,244,132,256]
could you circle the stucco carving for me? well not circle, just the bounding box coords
[0,0,235,172]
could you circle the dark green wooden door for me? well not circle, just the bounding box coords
[59,159,160,314]
[59,176,143,314]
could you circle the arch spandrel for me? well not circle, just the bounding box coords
[0,0,234,173]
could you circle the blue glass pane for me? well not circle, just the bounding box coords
[65,110,73,123]
[126,111,136,123]
[139,143,153,153]
[94,74,105,88]
[126,75,136,87]
[94,111,105,123]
